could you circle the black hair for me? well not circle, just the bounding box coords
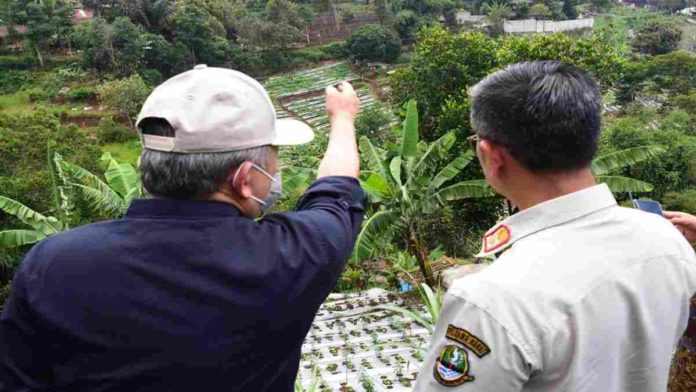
[470,61,601,172]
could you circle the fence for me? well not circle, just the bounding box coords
[503,18,594,34]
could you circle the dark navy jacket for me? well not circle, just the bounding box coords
[0,176,365,391]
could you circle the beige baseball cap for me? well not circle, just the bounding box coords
[135,65,314,153]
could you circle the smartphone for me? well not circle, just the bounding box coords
[632,199,664,217]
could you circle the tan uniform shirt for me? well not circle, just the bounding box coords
[414,184,696,392]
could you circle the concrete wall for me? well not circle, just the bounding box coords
[503,18,594,34]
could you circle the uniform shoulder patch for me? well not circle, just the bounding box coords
[446,324,490,358]
[434,345,475,386]
[434,326,491,387]
[483,224,511,253]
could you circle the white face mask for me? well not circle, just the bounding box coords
[232,163,283,212]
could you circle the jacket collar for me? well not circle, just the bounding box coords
[125,198,241,219]
[477,184,617,258]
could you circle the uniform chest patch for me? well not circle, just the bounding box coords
[483,224,511,253]
[434,345,475,386]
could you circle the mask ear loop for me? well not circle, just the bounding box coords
[232,163,273,206]
[250,163,277,182]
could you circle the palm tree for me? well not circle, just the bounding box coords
[355,100,493,286]
[592,145,666,193]
[482,2,512,37]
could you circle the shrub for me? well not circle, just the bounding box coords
[602,113,696,199]
[97,75,152,127]
[65,86,98,102]
[632,20,683,56]
[355,106,393,144]
[20,87,53,103]
[0,111,102,233]
[0,55,36,71]
[96,118,137,144]
[661,189,696,212]
[0,70,36,95]
[321,42,348,58]
[347,24,401,63]
[139,69,165,86]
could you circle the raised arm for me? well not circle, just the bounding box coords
[317,81,361,179]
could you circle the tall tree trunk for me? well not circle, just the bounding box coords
[333,3,340,32]
[35,46,44,68]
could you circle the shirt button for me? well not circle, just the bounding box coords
[341,200,350,208]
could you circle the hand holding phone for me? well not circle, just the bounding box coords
[632,199,664,217]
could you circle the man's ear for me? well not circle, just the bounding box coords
[478,140,507,178]
[229,161,254,199]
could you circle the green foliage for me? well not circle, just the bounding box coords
[141,32,193,76]
[294,363,320,392]
[592,146,666,193]
[390,26,496,140]
[0,55,37,71]
[377,282,442,333]
[0,71,36,95]
[632,20,683,56]
[20,86,52,103]
[601,113,696,199]
[24,0,75,67]
[355,106,394,145]
[96,118,137,144]
[64,86,97,102]
[97,75,152,127]
[495,32,627,87]
[237,0,307,51]
[393,10,422,44]
[355,101,493,285]
[0,194,65,248]
[616,51,696,105]
[562,0,577,20]
[529,3,552,19]
[73,17,146,76]
[661,189,696,212]
[347,24,401,63]
[482,2,513,37]
[0,111,102,235]
[63,152,142,216]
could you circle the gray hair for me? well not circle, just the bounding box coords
[140,147,271,199]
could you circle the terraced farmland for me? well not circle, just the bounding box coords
[286,87,382,133]
[266,62,398,135]
[265,62,359,99]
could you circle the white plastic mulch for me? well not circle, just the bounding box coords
[298,289,431,392]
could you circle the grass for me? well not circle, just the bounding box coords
[0,92,30,111]
[102,139,142,166]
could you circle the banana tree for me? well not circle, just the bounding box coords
[592,145,666,193]
[0,150,141,248]
[0,147,71,248]
[355,100,494,286]
[61,152,142,216]
[0,196,65,248]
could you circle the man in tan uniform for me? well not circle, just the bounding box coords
[415,61,696,392]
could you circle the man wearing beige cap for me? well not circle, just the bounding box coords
[0,65,365,391]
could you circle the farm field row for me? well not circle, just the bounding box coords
[265,62,398,135]
[299,290,428,392]
[265,62,358,99]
